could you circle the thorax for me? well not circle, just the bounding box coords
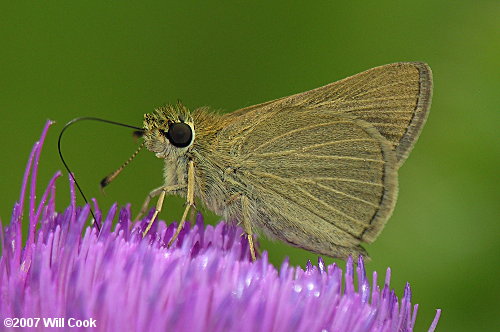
[163,155,189,188]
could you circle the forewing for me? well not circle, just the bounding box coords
[227,62,432,167]
[221,108,398,259]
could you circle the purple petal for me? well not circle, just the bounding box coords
[0,123,442,332]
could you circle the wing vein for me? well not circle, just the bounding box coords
[252,170,379,208]
[305,177,383,187]
[349,80,416,98]
[251,138,375,157]
[251,120,352,153]
[316,96,415,107]
[251,174,364,237]
[254,152,384,162]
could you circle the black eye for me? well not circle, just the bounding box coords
[166,122,193,148]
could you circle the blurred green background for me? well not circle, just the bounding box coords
[1,1,498,331]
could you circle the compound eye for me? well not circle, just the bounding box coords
[166,122,193,148]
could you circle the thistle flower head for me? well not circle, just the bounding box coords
[0,121,440,331]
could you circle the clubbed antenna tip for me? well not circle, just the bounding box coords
[99,142,145,191]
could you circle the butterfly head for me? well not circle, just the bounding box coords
[143,103,195,158]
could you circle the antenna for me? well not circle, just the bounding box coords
[100,142,145,190]
[58,117,144,232]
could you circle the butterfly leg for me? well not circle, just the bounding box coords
[135,186,163,222]
[241,195,257,261]
[141,184,185,236]
[167,160,195,248]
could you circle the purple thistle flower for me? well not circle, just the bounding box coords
[0,120,440,331]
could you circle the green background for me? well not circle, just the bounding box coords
[1,1,498,331]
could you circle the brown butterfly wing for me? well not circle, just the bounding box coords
[219,108,398,259]
[227,62,432,167]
